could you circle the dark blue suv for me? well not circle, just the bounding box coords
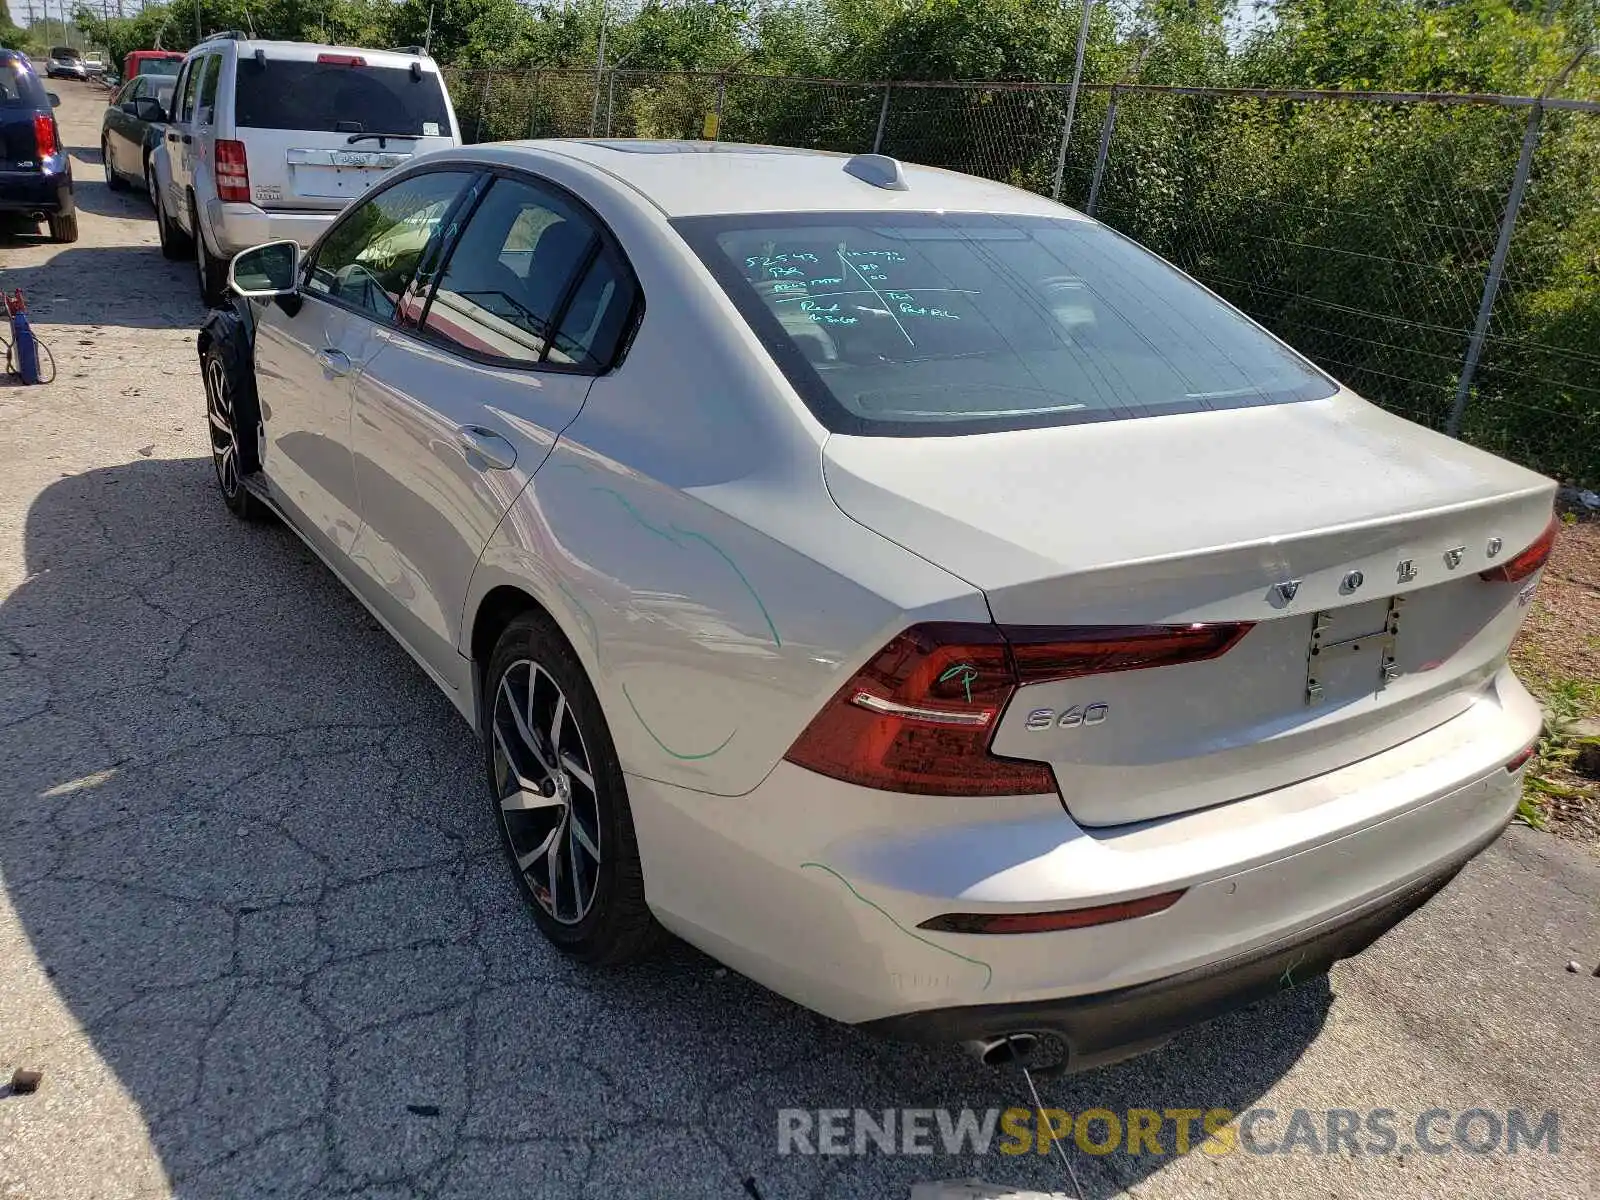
[1,50,77,242]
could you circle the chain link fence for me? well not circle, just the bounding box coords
[443,67,1599,485]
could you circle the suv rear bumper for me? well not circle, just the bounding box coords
[206,200,338,256]
[859,821,1501,1071]
[0,167,73,215]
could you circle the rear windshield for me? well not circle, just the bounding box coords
[1,60,50,108]
[675,212,1337,436]
[135,59,182,78]
[233,60,449,136]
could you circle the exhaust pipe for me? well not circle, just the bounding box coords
[962,1032,1039,1067]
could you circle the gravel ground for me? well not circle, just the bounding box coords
[2,84,1598,1200]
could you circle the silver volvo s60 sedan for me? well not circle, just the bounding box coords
[201,141,1555,1071]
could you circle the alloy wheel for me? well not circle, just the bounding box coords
[203,354,239,497]
[491,659,603,925]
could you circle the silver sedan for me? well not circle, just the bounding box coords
[204,141,1554,1071]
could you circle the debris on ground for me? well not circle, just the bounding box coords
[10,1068,43,1094]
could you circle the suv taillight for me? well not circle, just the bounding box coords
[1480,516,1558,584]
[216,139,250,203]
[783,621,1252,796]
[33,113,58,160]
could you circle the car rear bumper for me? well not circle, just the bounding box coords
[627,665,1539,1041]
[859,822,1499,1070]
[0,167,73,214]
[206,201,339,256]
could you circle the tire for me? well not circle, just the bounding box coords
[47,212,78,243]
[485,613,664,965]
[156,179,194,260]
[103,137,127,190]
[200,334,264,520]
[191,198,227,306]
[144,157,159,209]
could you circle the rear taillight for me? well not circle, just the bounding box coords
[1505,740,1539,773]
[216,139,250,203]
[1480,517,1558,584]
[33,113,58,159]
[783,620,1252,796]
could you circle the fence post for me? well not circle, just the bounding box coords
[712,74,727,140]
[473,72,491,143]
[527,70,543,139]
[605,70,618,137]
[1051,0,1096,201]
[1085,87,1119,215]
[873,85,892,154]
[1447,102,1542,437]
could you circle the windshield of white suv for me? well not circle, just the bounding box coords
[233,58,450,137]
[675,211,1337,436]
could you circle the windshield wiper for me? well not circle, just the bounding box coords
[346,132,424,145]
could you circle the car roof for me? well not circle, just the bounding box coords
[188,38,440,69]
[493,140,1085,220]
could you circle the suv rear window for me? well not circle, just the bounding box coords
[675,212,1337,436]
[1,61,50,108]
[233,59,449,136]
[135,60,182,78]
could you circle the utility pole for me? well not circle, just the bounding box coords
[424,4,434,54]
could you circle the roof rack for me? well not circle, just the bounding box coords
[203,30,252,41]
[389,45,427,55]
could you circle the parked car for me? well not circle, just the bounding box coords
[45,52,88,81]
[123,50,184,80]
[83,56,105,76]
[1,50,77,241]
[152,35,461,304]
[101,73,175,198]
[204,142,1555,1071]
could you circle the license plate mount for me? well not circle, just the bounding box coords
[1305,595,1404,706]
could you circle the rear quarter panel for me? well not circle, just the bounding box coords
[459,152,984,794]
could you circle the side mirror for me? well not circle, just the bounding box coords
[230,240,301,299]
[120,100,140,116]
[134,98,166,122]
[48,92,61,108]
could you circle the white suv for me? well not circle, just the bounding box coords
[152,35,461,303]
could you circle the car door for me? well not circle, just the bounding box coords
[161,57,201,215]
[252,169,477,564]
[345,171,641,687]
[104,78,139,173]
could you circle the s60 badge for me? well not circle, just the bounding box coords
[1027,704,1109,730]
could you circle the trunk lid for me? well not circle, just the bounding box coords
[822,393,1555,825]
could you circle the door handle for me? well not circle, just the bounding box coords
[455,425,517,471]
[315,347,352,377]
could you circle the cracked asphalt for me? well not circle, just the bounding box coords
[2,84,1598,1200]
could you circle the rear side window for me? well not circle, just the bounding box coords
[136,59,182,78]
[422,177,628,369]
[233,59,450,136]
[174,61,200,123]
[675,212,1337,436]
[195,57,221,124]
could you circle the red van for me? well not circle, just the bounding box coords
[122,50,185,80]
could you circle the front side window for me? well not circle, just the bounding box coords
[112,78,139,105]
[675,212,1337,436]
[307,171,473,323]
[422,177,623,368]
